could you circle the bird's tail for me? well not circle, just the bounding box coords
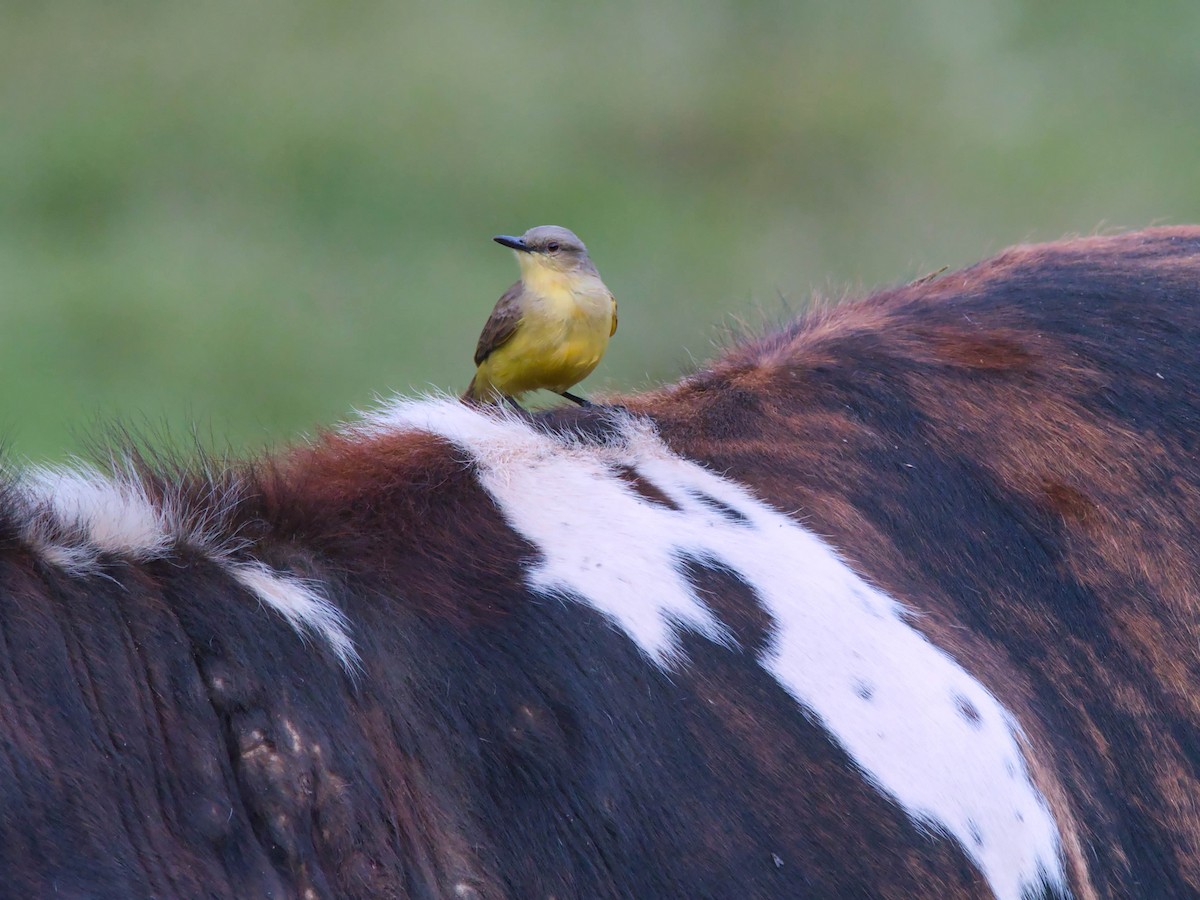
[461,374,500,406]
[461,375,479,404]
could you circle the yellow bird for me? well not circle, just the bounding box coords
[463,225,618,406]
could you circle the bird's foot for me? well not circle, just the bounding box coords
[559,391,593,408]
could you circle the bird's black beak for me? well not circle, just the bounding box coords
[494,235,531,252]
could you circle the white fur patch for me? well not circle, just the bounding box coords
[366,397,1067,900]
[13,462,357,668]
[19,464,171,570]
[230,562,358,669]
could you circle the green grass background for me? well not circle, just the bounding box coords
[3,0,1199,460]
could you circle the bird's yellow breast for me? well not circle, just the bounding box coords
[473,277,615,398]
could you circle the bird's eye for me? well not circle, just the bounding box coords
[546,241,561,252]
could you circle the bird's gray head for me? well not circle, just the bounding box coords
[493,225,596,274]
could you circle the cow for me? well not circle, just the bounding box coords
[1,226,1198,898]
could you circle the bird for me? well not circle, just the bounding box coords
[463,225,617,407]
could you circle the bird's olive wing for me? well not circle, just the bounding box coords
[473,282,524,366]
[610,296,618,337]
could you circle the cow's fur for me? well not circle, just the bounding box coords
[3,226,1200,898]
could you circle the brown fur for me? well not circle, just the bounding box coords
[629,226,1200,896]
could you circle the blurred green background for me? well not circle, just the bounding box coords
[3,0,1199,460]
